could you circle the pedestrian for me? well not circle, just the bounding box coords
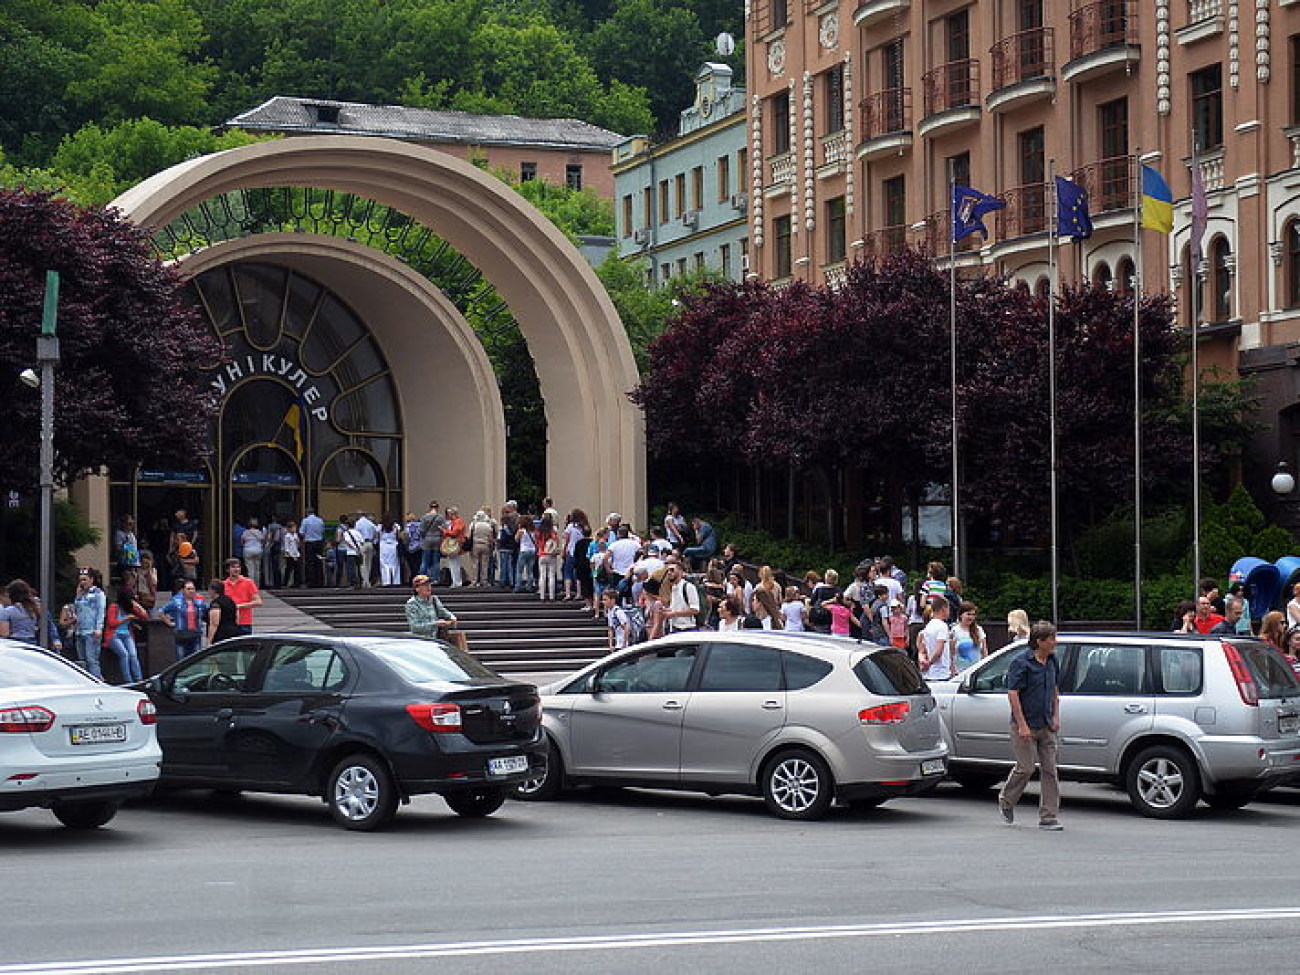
[206,579,242,645]
[113,515,141,584]
[603,588,631,651]
[514,514,538,593]
[562,508,590,600]
[378,515,402,586]
[682,516,717,569]
[354,510,378,587]
[160,580,208,660]
[536,513,560,600]
[664,561,701,632]
[952,602,988,671]
[404,574,458,641]
[1211,595,1247,636]
[103,587,147,684]
[418,500,446,580]
[134,550,159,615]
[1004,609,1031,646]
[0,579,43,643]
[440,506,466,587]
[336,515,363,588]
[998,620,1064,831]
[821,590,854,637]
[72,569,106,674]
[264,514,284,588]
[281,519,303,588]
[403,511,424,582]
[887,598,908,649]
[717,595,743,631]
[173,534,200,585]
[222,557,262,635]
[467,509,496,586]
[1282,626,1300,678]
[300,508,326,587]
[918,596,954,681]
[781,586,808,632]
[1260,610,1286,652]
[240,517,265,586]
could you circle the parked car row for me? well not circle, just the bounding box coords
[6,627,1300,831]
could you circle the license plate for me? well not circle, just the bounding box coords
[488,755,529,776]
[920,758,946,776]
[70,723,127,745]
[1280,715,1299,735]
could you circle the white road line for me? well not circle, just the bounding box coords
[4,908,1299,974]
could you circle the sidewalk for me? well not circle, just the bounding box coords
[252,589,335,633]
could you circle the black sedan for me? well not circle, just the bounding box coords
[137,632,545,830]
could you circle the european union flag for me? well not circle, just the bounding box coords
[951,185,1005,242]
[1055,176,1092,240]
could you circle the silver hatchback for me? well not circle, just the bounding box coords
[511,631,947,820]
[931,632,1300,818]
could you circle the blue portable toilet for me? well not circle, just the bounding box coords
[1274,557,1300,610]
[1230,557,1282,621]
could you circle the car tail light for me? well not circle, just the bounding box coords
[0,706,56,733]
[859,701,911,725]
[406,702,462,732]
[1222,643,1259,706]
[137,699,157,726]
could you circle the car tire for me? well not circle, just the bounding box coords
[761,749,834,821]
[1126,745,1201,819]
[444,787,507,818]
[52,799,119,830]
[1203,783,1258,811]
[510,739,563,801]
[950,769,1003,792]
[326,753,398,831]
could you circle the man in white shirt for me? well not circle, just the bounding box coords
[606,526,642,579]
[919,597,954,681]
[353,512,378,587]
[664,563,700,632]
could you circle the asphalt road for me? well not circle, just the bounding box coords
[4,781,1300,974]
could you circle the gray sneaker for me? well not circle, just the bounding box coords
[998,800,1014,825]
[1039,819,1064,831]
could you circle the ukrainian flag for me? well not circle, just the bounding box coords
[1141,165,1173,233]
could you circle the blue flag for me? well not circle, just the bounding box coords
[951,185,1005,242]
[1055,176,1092,240]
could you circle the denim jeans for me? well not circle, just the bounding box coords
[514,551,537,592]
[174,636,201,661]
[419,547,441,580]
[78,632,102,678]
[107,632,143,684]
[496,549,516,589]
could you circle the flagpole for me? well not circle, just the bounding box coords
[1190,133,1202,596]
[949,162,962,583]
[1133,151,1143,629]
[1047,159,1059,623]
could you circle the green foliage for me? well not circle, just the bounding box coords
[506,176,615,238]
[0,499,101,605]
[705,513,859,583]
[1252,525,1296,563]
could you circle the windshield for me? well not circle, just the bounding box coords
[362,638,499,684]
[0,647,96,687]
[1230,640,1300,699]
[853,648,930,696]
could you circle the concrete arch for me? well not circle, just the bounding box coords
[113,135,645,523]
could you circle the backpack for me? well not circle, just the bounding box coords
[624,605,648,645]
[688,579,710,630]
[405,521,423,553]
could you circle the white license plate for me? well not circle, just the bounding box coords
[488,755,529,776]
[1280,715,1299,735]
[70,724,127,745]
[920,758,946,776]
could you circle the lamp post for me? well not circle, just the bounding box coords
[1271,461,1295,498]
[37,271,59,649]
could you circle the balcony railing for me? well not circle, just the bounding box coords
[997,183,1048,239]
[860,88,912,139]
[1188,0,1223,23]
[920,211,978,255]
[864,224,909,258]
[922,59,981,117]
[1069,0,1138,61]
[990,27,1055,91]
[769,151,795,186]
[1070,155,1132,213]
[821,129,850,168]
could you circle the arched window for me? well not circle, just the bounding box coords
[1116,257,1135,296]
[1287,217,1300,308]
[1209,236,1232,323]
[1092,262,1113,291]
[1035,276,1050,300]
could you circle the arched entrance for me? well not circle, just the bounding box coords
[113,135,645,525]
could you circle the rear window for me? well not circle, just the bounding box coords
[362,638,499,684]
[1229,640,1300,699]
[0,648,95,687]
[853,648,929,696]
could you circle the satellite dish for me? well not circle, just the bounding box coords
[716,32,735,57]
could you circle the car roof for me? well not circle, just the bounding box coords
[628,629,892,661]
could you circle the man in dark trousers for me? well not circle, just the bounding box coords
[998,620,1064,831]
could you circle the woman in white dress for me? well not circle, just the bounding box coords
[378,517,403,586]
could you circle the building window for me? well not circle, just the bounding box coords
[737,149,748,193]
[520,161,537,182]
[771,0,788,30]
[1092,262,1113,291]
[1035,277,1050,300]
[692,166,704,211]
[643,186,654,227]
[1191,65,1223,151]
[825,64,845,133]
[1292,35,1300,125]
[1288,218,1300,308]
[1116,256,1135,296]
[720,242,732,277]
[566,164,583,190]
[677,257,688,277]
[772,92,791,154]
[946,9,972,107]
[675,173,687,218]
[1019,125,1046,232]
[947,151,970,189]
[694,252,706,271]
[774,215,793,278]
[661,262,671,281]
[882,175,906,251]
[621,195,633,237]
[1209,236,1232,322]
[718,155,731,202]
[826,196,847,265]
[659,180,670,225]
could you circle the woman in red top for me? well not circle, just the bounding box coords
[442,506,467,588]
[103,586,148,683]
[535,514,561,601]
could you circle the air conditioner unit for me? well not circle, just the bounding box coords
[682,210,700,229]
[633,227,651,246]
[730,194,749,213]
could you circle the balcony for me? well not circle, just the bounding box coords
[767,150,795,195]
[1063,1,1140,83]
[1070,156,1132,216]
[857,88,913,161]
[995,183,1049,242]
[853,0,909,30]
[863,224,909,259]
[1176,0,1224,45]
[987,28,1056,113]
[918,60,981,138]
[819,129,851,174]
[919,211,979,256]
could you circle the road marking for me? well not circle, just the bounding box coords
[4,908,1299,973]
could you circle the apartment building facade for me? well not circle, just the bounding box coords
[748,0,1300,516]
[612,63,751,285]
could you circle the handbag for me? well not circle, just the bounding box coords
[440,535,461,557]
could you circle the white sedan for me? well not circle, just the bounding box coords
[1,638,161,828]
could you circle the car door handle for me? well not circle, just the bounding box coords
[662,701,684,710]
[1123,703,1148,714]
[761,701,783,710]
[215,707,234,721]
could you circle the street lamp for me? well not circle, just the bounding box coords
[36,272,60,650]
[1272,461,1296,498]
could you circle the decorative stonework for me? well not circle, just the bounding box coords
[1228,1,1240,89]
[803,72,815,232]
[789,79,799,234]
[843,53,854,217]
[1156,1,1172,115]
[819,12,839,50]
[751,94,764,248]
[1257,0,1272,84]
[768,39,786,77]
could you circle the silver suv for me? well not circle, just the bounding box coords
[930,633,1300,818]
[511,631,947,820]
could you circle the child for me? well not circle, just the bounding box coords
[824,592,856,638]
[603,589,630,651]
[780,586,808,632]
[887,598,908,649]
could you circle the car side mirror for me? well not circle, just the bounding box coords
[585,674,602,695]
[169,683,190,704]
[960,674,975,693]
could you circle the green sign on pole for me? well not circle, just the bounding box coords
[41,270,59,336]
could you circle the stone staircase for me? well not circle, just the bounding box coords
[269,586,610,675]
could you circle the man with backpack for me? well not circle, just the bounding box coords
[663,562,703,632]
